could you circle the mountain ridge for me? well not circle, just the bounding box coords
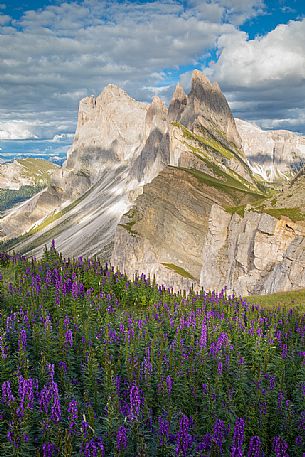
[1,70,305,295]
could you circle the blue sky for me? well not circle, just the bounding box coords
[0,0,305,161]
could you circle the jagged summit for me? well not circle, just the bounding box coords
[172,82,187,100]
[191,69,212,86]
[168,69,242,151]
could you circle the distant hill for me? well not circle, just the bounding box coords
[0,158,59,214]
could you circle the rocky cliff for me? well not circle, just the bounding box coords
[111,166,305,295]
[236,118,305,181]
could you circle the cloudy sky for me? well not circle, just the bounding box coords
[0,0,304,150]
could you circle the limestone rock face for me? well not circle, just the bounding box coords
[168,72,255,185]
[236,118,305,181]
[168,83,187,121]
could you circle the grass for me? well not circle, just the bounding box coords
[172,121,235,160]
[185,143,263,194]
[173,121,268,196]
[224,205,246,217]
[261,207,305,223]
[118,208,139,236]
[182,168,265,205]
[247,288,305,310]
[119,221,138,236]
[162,262,195,280]
[17,158,58,185]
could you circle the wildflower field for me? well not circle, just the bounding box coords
[0,245,304,456]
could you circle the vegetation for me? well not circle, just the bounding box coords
[182,168,265,206]
[224,204,246,218]
[0,186,43,213]
[17,158,58,185]
[172,122,235,160]
[261,207,305,223]
[247,288,305,310]
[0,245,304,456]
[118,209,139,236]
[162,263,195,280]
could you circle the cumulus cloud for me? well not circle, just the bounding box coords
[0,121,38,139]
[0,0,266,139]
[205,19,305,133]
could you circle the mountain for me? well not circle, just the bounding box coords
[0,85,168,256]
[236,118,305,181]
[1,71,305,296]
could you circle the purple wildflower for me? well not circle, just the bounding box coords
[67,400,78,434]
[130,384,141,421]
[166,375,173,395]
[65,329,73,347]
[82,419,89,438]
[231,418,245,457]
[18,329,27,352]
[42,443,57,457]
[218,361,223,375]
[116,425,128,451]
[199,320,207,348]
[197,433,212,453]
[213,418,225,451]
[281,344,288,359]
[83,437,105,457]
[175,415,193,456]
[273,436,289,457]
[40,379,61,423]
[72,282,79,299]
[247,436,262,457]
[2,380,15,404]
[158,416,169,445]
[17,375,35,417]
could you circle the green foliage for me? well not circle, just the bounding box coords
[262,207,305,222]
[161,263,195,280]
[0,186,42,213]
[172,121,235,159]
[247,288,305,310]
[17,158,58,185]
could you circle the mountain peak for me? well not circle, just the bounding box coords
[191,69,212,87]
[172,83,187,101]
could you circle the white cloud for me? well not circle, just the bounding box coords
[0,121,38,139]
[205,19,305,133]
[0,0,266,139]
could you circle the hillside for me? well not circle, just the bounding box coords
[0,158,59,215]
[0,158,58,190]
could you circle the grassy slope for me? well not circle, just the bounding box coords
[246,288,305,310]
[17,158,58,185]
